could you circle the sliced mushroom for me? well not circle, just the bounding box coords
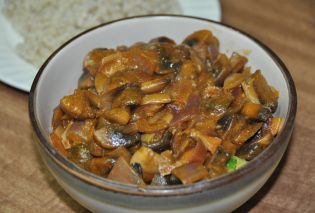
[220,115,247,141]
[233,122,262,145]
[160,150,176,163]
[136,109,173,133]
[78,72,95,89]
[94,72,109,94]
[89,140,105,157]
[189,129,222,154]
[141,93,171,105]
[171,133,193,158]
[121,122,139,135]
[105,71,136,93]
[94,126,140,149]
[112,87,142,108]
[237,131,273,161]
[201,93,234,117]
[104,147,131,162]
[150,174,182,186]
[268,117,284,136]
[83,48,115,76]
[149,36,176,45]
[67,144,92,166]
[66,119,95,145]
[99,48,158,77]
[229,52,248,73]
[206,146,231,177]
[131,162,143,178]
[150,174,169,186]
[241,102,272,122]
[140,78,169,94]
[156,44,190,74]
[128,143,142,155]
[227,87,247,114]
[252,70,279,112]
[87,157,115,177]
[183,30,219,63]
[217,114,234,131]
[257,107,273,122]
[141,131,173,153]
[177,60,199,81]
[104,70,152,94]
[85,91,101,108]
[131,104,164,122]
[241,103,263,119]
[155,68,177,75]
[241,76,260,104]
[99,90,114,111]
[60,90,95,119]
[211,54,232,86]
[98,52,129,77]
[237,143,264,161]
[128,47,159,75]
[129,145,173,179]
[223,67,251,90]
[103,107,131,125]
[95,116,111,129]
[130,146,160,182]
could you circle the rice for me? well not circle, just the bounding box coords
[2,0,181,67]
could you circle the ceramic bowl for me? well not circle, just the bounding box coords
[29,15,297,213]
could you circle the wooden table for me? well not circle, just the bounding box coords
[0,0,314,212]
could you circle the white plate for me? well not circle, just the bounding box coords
[0,0,221,92]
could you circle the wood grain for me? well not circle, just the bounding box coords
[0,0,314,212]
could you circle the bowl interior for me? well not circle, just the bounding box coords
[31,16,292,189]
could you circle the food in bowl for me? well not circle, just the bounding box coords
[50,29,283,186]
[30,16,296,212]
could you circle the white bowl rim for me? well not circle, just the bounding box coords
[29,14,297,197]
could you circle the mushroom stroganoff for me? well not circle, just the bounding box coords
[50,30,283,186]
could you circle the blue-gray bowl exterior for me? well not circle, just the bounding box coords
[29,15,297,212]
